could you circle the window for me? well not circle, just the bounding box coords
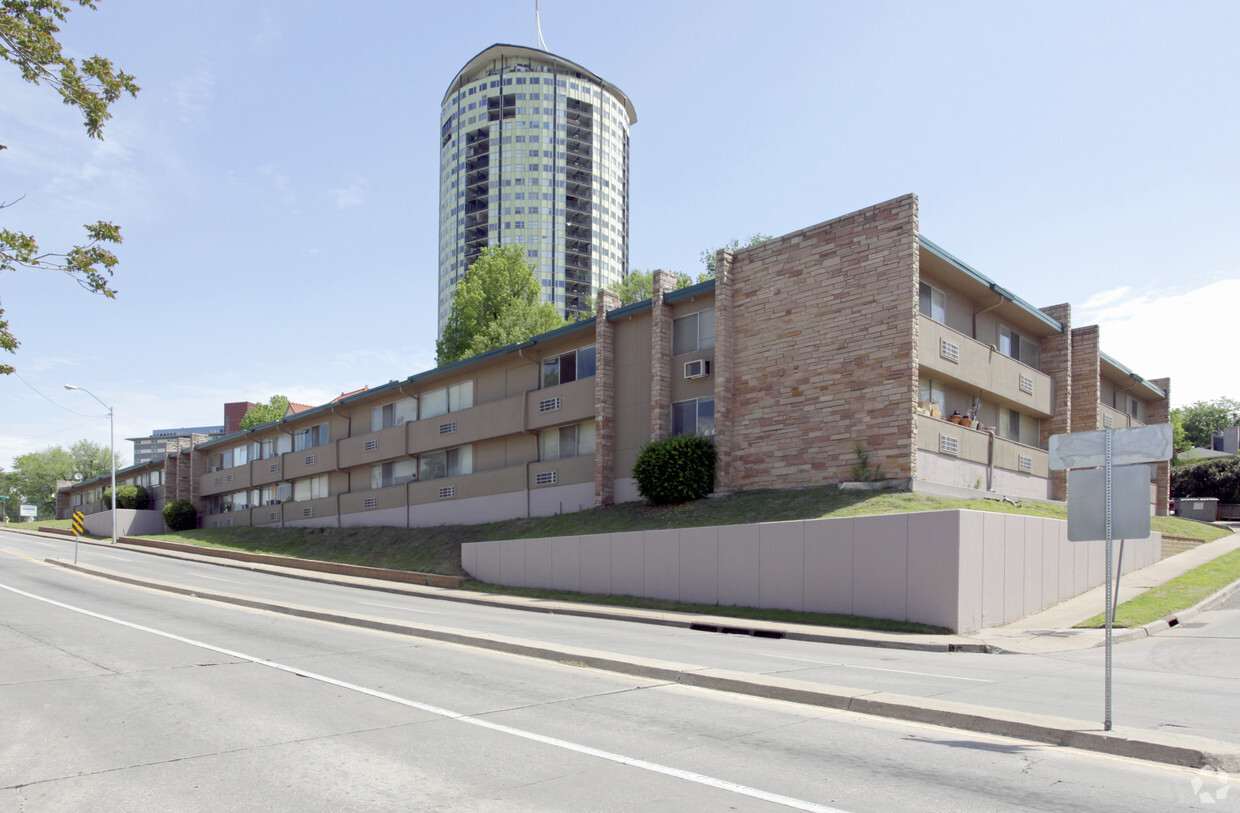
[540,420,596,461]
[672,309,715,355]
[672,397,715,437]
[542,345,596,388]
[918,378,946,417]
[292,475,329,502]
[919,282,946,324]
[999,325,1041,371]
[419,445,474,481]
[371,398,417,432]
[233,445,248,467]
[420,381,474,419]
[262,435,291,459]
[293,422,329,452]
[261,483,292,505]
[370,458,417,489]
[1126,397,1144,422]
[999,408,1040,446]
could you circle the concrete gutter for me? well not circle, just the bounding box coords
[42,557,1240,772]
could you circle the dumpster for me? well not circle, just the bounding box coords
[1177,497,1219,522]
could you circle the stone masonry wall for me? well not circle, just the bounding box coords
[594,289,620,506]
[726,194,920,488]
[714,249,736,493]
[649,270,675,442]
[1070,326,1101,432]
[1039,303,1072,501]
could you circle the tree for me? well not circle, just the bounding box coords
[613,269,693,306]
[1,1,140,374]
[240,395,291,430]
[9,438,118,517]
[1173,398,1240,450]
[699,233,773,278]
[436,245,564,366]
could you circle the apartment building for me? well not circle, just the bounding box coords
[58,195,1171,529]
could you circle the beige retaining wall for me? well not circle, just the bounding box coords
[461,509,1161,633]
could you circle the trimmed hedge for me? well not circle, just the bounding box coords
[1171,457,1240,502]
[632,434,716,505]
[103,484,151,510]
[162,499,198,532]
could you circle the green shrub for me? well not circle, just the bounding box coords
[162,499,198,531]
[1171,457,1240,502]
[632,434,716,505]
[103,484,151,510]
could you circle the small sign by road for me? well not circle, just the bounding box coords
[1049,423,1172,471]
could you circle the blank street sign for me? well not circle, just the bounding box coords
[1049,423,1173,471]
[1067,464,1152,542]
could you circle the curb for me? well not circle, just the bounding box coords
[46,558,1240,772]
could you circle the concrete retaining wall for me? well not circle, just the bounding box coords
[462,509,1160,633]
[83,509,167,537]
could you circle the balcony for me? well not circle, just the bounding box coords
[916,413,1050,478]
[407,392,526,454]
[526,376,595,432]
[283,444,337,480]
[339,423,408,470]
[918,315,1052,416]
[200,464,250,496]
[1097,403,1145,430]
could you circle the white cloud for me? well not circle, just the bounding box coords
[1076,278,1240,407]
[172,67,216,125]
[328,178,366,210]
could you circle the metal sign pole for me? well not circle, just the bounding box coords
[1104,428,1113,732]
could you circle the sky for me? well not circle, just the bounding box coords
[2,0,1237,472]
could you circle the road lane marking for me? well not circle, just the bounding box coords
[762,654,992,683]
[97,554,133,561]
[192,574,238,583]
[0,581,848,813]
[357,601,444,615]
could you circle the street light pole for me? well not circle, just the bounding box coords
[65,385,116,544]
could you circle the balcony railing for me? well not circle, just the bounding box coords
[918,315,1053,416]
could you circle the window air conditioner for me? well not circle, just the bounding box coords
[267,500,282,506]
[684,359,711,379]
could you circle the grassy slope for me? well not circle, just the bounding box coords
[1076,546,1240,629]
[135,489,1230,578]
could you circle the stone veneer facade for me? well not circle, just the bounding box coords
[723,194,920,487]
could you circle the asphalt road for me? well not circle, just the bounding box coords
[2,531,1237,810]
[6,531,1240,744]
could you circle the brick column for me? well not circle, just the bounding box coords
[1039,303,1072,501]
[713,250,735,493]
[649,269,675,441]
[188,433,211,523]
[593,289,620,506]
[1070,326,1101,432]
[1148,377,1172,517]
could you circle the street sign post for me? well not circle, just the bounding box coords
[1049,423,1172,732]
[72,510,86,564]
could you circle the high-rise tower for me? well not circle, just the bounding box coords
[438,44,636,333]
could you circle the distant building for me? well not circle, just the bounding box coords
[129,426,225,465]
[438,43,636,331]
[224,401,257,434]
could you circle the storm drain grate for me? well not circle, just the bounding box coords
[689,623,785,639]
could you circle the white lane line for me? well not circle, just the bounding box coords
[763,654,992,683]
[0,581,847,813]
[192,575,238,583]
[97,554,133,561]
[358,601,444,615]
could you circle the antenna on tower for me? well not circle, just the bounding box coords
[535,0,548,51]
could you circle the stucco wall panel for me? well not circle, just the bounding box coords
[803,517,854,616]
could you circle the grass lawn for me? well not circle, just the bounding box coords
[31,489,1234,635]
[1075,546,1240,629]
